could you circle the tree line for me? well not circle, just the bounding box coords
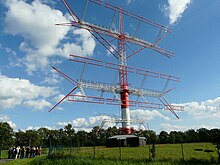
[0,122,220,150]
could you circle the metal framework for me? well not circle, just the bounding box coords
[49,0,183,134]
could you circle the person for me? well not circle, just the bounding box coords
[25,146,30,158]
[8,147,12,159]
[33,147,36,157]
[15,146,20,159]
[38,146,42,156]
[20,146,25,159]
[12,147,17,159]
[30,147,33,158]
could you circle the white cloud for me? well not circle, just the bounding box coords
[23,99,52,110]
[43,75,60,85]
[0,75,58,109]
[39,0,57,5]
[72,29,96,56]
[57,121,70,127]
[72,118,89,128]
[106,45,116,56]
[157,97,220,133]
[0,43,20,67]
[5,47,16,56]
[160,123,219,133]
[57,115,115,132]
[4,0,96,73]
[163,0,192,24]
[182,97,220,119]
[160,123,188,132]
[43,69,61,85]
[25,125,54,131]
[0,115,16,129]
[130,109,170,121]
[68,91,85,101]
[56,110,169,132]
[54,94,67,102]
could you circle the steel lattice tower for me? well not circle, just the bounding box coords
[49,0,183,134]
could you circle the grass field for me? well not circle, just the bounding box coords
[0,143,218,165]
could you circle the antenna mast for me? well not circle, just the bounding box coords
[49,0,183,134]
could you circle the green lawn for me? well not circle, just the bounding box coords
[1,143,218,165]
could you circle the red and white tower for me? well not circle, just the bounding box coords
[49,0,183,134]
[118,11,131,134]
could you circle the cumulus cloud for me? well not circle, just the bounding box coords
[23,99,52,110]
[0,44,19,66]
[160,123,219,133]
[43,74,60,85]
[182,97,220,119]
[0,75,58,109]
[130,109,170,121]
[160,123,188,132]
[54,94,67,102]
[0,115,16,129]
[25,125,54,131]
[163,0,192,24]
[57,115,115,132]
[4,0,96,73]
[56,110,170,132]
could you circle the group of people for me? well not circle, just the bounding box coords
[8,146,42,159]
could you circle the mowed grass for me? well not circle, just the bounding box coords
[61,143,217,161]
[1,143,218,165]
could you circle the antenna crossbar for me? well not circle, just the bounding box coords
[69,54,180,82]
[56,20,174,58]
[89,0,171,32]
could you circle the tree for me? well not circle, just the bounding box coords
[25,130,41,147]
[0,122,14,149]
[37,127,51,147]
[89,126,106,146]
[48,129,59,147]
[197,128,209,142]
[185,129,199,143]
[106,126,119,137]
[169,131,184,143]
[142,130,158,144]
[75,130,88,147]
[64,124,75,139]
[14,129,42,147]
[209,129,220,163]
[169,131,177,144]
[64,124,75,147]
[158,131,169,144]
[14,130,26,146]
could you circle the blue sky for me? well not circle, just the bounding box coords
[0,0,220,133]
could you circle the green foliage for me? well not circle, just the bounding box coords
[209,128,220,163]
[185,129,199,143]
[0,122,13,149]
[15,129,41,147]
[158,131,169,144]
[0,149,8,159]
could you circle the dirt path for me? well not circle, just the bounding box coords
[0,159,12,164]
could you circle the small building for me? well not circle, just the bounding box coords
[106,135,146,147]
